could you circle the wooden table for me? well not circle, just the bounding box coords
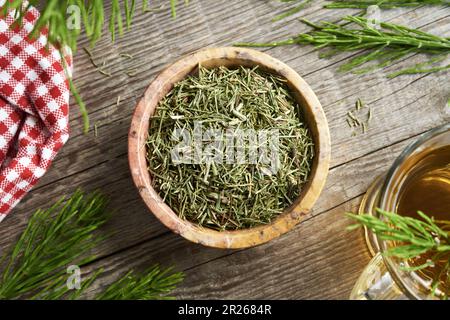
[1,0,449,299]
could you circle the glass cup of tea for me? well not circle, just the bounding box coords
[351,123,450,300]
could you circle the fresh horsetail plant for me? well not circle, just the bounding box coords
[0,190,108,300]
[271,0,448,21]
[146,65,315,231]
[347,210,450,267]
[83,47,112,77]
[346,98,372,134]
[325,0,450,9]
[0,190,183,300]
[273,0,313,22]
[273,0,448,19]
[236,16,450,76]
[388,56,450,78]
[1,1,186,133]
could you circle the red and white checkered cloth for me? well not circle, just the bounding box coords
[0,1,72,222]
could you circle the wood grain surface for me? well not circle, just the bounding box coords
[0,0,449,299]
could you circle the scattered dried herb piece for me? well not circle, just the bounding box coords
[126,68,138,77]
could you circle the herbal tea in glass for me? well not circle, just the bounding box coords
[395,145,450,294]
[352,124,450,300]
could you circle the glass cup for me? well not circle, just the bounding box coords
[350,123,450,300]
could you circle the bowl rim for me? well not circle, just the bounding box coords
[128,47,331,249]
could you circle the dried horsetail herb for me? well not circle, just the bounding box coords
[236,16,450,77]
[273,0,313,22]
[146,66,315,231]
[346,98,372,134]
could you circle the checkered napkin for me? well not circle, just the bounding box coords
[0,1,72,222]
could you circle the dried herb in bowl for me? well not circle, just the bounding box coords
[146,65,315,231]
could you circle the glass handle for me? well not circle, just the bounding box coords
[350,253,408,300]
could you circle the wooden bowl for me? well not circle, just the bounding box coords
[128,47,330,249]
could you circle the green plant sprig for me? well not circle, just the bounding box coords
[347,209,450,261]
[347,209,450,298]
[96,266,184,300]
[387,55,450,78]
[325,0,449,9]
[147,65,315,231]
[273,0,448,20]
[0,190,183,300]
[236,15,450,76]
[346,98,372,134]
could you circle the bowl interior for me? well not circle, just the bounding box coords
[129,47,330,249]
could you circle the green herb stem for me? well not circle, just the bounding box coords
[236,16,450,75]
[0,190,183,300]
[0,190,108,299]
[1,1,183,133]
[325,0,449,9]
